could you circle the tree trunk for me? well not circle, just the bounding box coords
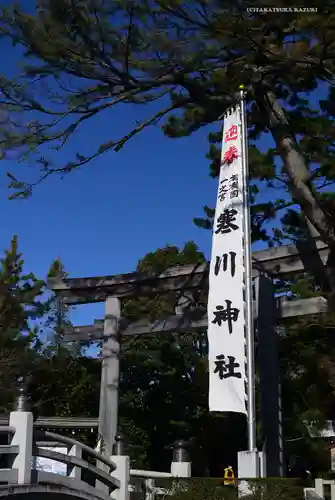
[255,89,335,307]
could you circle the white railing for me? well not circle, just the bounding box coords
[129,471,190,500]
[129,470,173,499]
[0,408,191,500]
[130,470,172,479]
[304,488,324,500]
[304,479,335,500]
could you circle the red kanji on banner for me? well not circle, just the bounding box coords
[225,125,238,142]
[221,146,239,165]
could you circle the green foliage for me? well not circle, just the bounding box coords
[28,349,100,419]
[44,257,75,350]
[0,235,45,412]
[279,315,335,472]
[153,478,304,500]
[119,242,211,469]
[26,258,100,423]
[0,237,100,429]
[0,234,45,339]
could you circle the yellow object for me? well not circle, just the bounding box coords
[239,84,245,90]
[223,465,236,485]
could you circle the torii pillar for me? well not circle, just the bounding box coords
[256,274,284,477]
[99,296,121,456]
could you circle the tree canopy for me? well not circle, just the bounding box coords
[119,241,221,473]
[0,236,99,425]
[0,2,334,265]
[0,235,45,412]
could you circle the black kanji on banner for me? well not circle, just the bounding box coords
[215,209,239,234]
[214,355,242,379]
[214,252,236,277]
[212,300,240,334]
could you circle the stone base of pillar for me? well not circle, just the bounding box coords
[238,450,265,496]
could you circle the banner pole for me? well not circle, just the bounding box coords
[239,85,257,451]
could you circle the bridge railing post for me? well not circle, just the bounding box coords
[315,479,325,499]
[110,434,130,500]
[68,443,82,480]
[9,383,33,484]
[144,478,155,500]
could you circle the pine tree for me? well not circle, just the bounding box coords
[27,257,100,429]
[29,349,100,425]
[0,235,45,411]
[45,257,72,349]
[0,235,45,340]
[0,2,335,300]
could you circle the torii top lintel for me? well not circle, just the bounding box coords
[47,240,329,305]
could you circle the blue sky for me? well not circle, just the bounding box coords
[0,76,227,327]
[1,114,221,325]
[0,29,326,330]
[0,31,222,327]
[0,28,273,330]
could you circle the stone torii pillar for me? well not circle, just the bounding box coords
[256,274,283,477]
[99,296,121,456]
[97,293,193,456]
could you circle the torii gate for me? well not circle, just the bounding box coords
[48,239,329,477]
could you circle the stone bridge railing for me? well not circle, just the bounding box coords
[304,479,335,500]
[0,399,191,500]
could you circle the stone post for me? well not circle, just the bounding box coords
[97,297,121,493]
[99,296,121,455]
[68,444,82,480]
[314,478,324,498]
[9,382,33,484]
[111,434,130,500]
[170,440,191,477]
[144,479,155,500]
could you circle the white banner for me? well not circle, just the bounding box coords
[208,105,247,414]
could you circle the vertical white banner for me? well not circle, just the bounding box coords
[208,105,247,414]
